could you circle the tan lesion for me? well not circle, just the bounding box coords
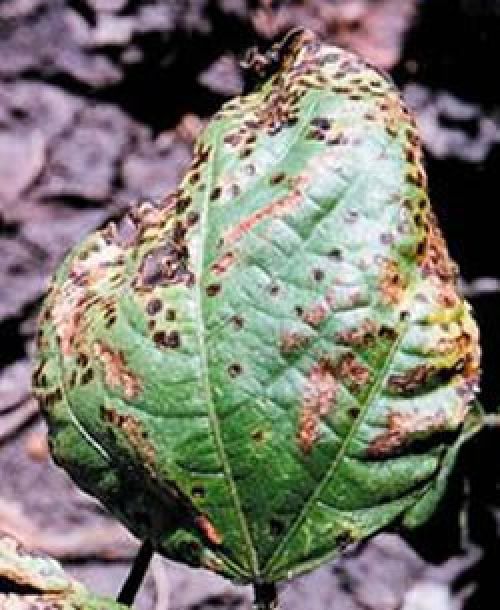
[297,359,339,454]
[378,258,408,306]
[94,342,141,400]
[101,404,155,472]
[223,175,308,245]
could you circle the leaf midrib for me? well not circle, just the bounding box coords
[194,92,325,578]
[195,126,260,578]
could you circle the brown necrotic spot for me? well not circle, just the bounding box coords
[154,330,180,349]
[270,172,286,185]
[101,405,155,471]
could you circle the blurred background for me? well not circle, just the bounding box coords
[1,0,500,608]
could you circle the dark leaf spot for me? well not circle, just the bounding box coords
[228,363,242,377]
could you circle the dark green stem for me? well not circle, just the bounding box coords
[253,583,280,610]
[117,539,154,606]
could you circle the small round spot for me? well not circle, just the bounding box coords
[166,330,180,348]
[295,305,304,317]
[81,368,94,385]
[166,308,176,321]
[379,326,398,341]
[345,209,359,223]
[270,518,285,537]
[189,171,201,185]
[270,172,286,185]
[328,247,343,261]
[312,269,324,282]
[210,187,222,201]
[416,241,426,257]
[311,117,330,130]
[146,298,162,316]
[251,429,265,442]
[228,363,242,378]
[187,211,200,226]
[192,486,205,499]
[154,330,181,349]
[206,284,221,297]
[231,315,244,330]
[77,352,88,367]
[176,197,191,214]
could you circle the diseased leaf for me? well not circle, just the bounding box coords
[33,29,481,585]
[0,534,127,609]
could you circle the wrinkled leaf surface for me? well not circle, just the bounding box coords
[33,30,481,584]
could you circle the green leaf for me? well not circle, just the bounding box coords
[33,29,481,584]
[0,534,128,609]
